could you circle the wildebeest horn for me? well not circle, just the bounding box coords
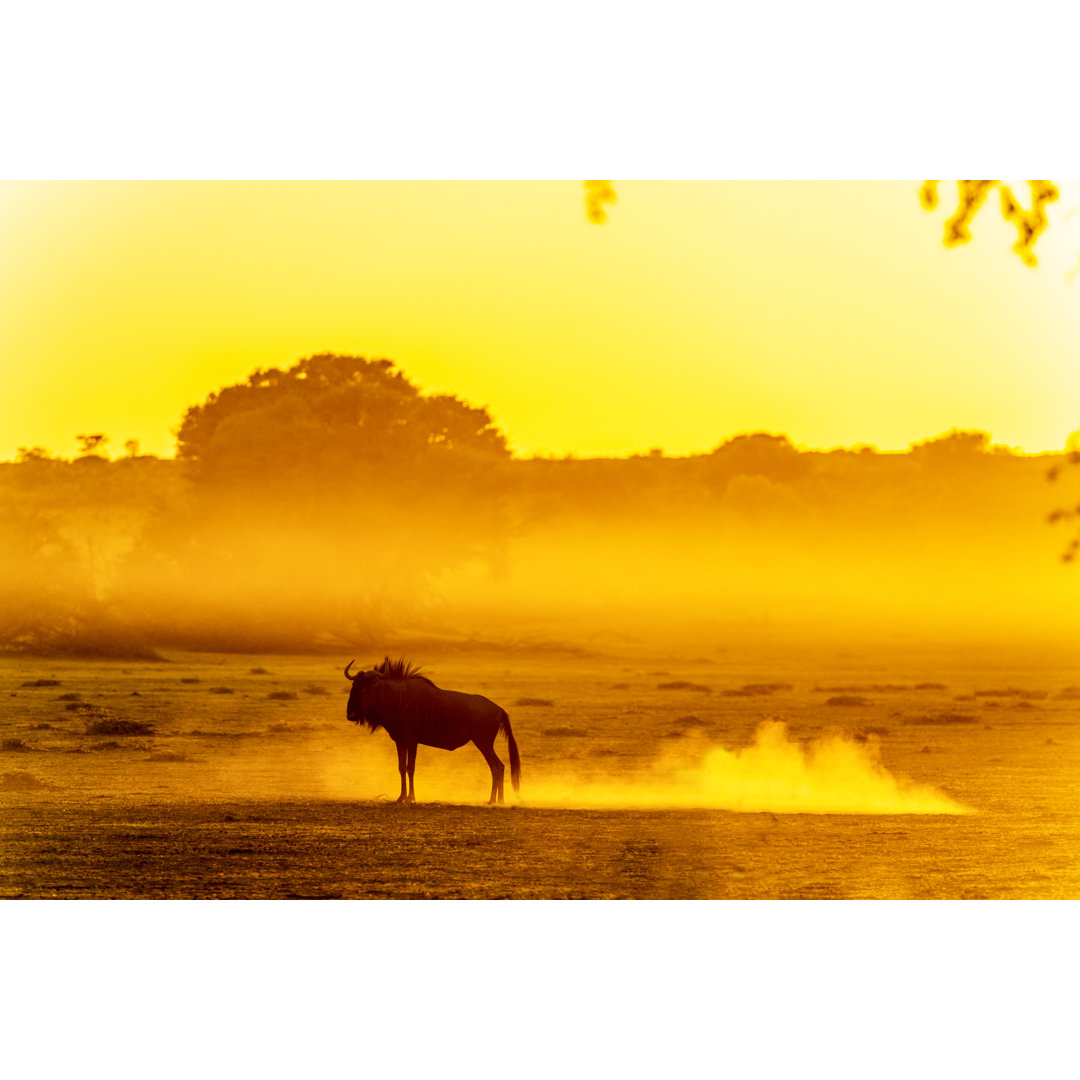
[344,660,359,681]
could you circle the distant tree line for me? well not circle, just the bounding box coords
[1,353,1074,655]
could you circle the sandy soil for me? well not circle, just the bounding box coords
[3,643,1079,899]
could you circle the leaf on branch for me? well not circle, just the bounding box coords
[999,181,1059,267]
[921,179,1060,266]
[943,180,999,247]
[584,180,617,225]
[918,181,939,210]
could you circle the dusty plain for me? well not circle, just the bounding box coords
[2,640,1079,899]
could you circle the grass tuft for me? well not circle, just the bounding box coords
[86,718,155,736]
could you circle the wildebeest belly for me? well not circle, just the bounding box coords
[417,726,474,751]
[400,686,502,750]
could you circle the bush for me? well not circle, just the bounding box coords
[903,713,978,726]
[85,719,155,736]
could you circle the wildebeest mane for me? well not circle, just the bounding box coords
[375,656,435,684]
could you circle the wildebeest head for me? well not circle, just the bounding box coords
[344,660,383,726]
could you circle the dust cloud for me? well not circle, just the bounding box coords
[522,721,968,814]
[321,720,967,815]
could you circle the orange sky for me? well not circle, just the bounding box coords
[2,179,1080,461]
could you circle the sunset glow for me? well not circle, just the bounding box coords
[3,180,1080,462]
[5,180,1080,908]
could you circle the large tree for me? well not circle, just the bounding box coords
[127,354,513,650]
[175,353,508,485]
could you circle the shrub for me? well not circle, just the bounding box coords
[85,719,155,736]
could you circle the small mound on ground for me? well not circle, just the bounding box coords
[209,686,235,694]
[975,688,1048,700]
[825,695,872,707]
[817,684,908,693]
[85,719,155,736]
[0,770,53,791]
[20,679,61,688]
[267,691,297,701]
[853,726,890,742]
[903,713,978,725]
[271,721,314,733]
[515,697,554,707]
[658,681,711,692]
[542,726,587,737]
[1,738,34,752]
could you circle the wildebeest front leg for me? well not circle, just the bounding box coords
[395,742,408,803]
[406,743,417,803]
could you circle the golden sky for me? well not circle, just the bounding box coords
[2,179,1079,460]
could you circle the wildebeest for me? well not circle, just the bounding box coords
[344,657,521,805]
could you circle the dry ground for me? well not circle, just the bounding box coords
[3,642,1079,898]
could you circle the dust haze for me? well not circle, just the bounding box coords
[3,355,1079,661]
[323,716,966,814]
[3,354,1079,826]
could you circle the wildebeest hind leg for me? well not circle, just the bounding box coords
[395,742,408,803]
[475,739,505,805]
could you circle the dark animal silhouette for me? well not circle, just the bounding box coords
[344,657,521,805]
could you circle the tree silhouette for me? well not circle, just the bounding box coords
[176,353,508,487]
[76,433,109,457]
[131,354,513,650]
[0,449,173,655]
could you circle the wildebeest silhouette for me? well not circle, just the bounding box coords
[344,657,520,805]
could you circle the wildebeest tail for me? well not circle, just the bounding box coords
[499,710,521,793]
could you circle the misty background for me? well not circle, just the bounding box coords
[3,352,1079,658]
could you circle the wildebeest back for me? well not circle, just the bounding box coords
[376,679,507,751]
